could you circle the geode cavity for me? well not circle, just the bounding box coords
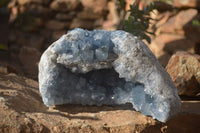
[39,28,181,122]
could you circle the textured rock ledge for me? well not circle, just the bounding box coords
[39,28,181,122]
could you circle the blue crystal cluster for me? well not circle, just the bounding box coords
[39,28,181,122]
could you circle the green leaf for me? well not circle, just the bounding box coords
[124,2,155,43]
[0,43,8,51]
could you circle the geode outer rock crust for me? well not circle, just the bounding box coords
[39,28,181,122]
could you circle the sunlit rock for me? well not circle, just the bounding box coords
[39,28,181,122]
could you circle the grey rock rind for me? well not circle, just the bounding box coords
[39,28,181,122]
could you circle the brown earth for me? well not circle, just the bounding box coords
[166,51,200,96]
[0,65,200,133]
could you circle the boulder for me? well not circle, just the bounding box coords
[39,28,181,122]
[77,9,103,20]
[173,0,200,9]
[160,9,198,34]
[52,30,66,41]
[50,0,80,12]
[45,20,70,31]
[166,51,200,96]
[17,0,51,5]
[26,4,49,16]
[155,11,172,28]
[103,1,120,30]
[17,0,42,5]
[70,18,94,29]
[81,0,107,15]
[0,65,7,74]
[55,12,76,21]
[149,33,195,66]
[77,0,108,20]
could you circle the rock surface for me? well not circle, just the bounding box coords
[149,33,196,66]
[81,0,107,17]
[50,0,80,12]
[0,71,199,132]
[45,20,70,31]
[166,51,200,96]
[173,0,200,9]
[160,9,198,33]
[39,28,181,122]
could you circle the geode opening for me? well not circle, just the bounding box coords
[39,28,181,122]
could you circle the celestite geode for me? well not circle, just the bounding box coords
[39,28,181,122]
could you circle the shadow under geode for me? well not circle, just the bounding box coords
[54,103,134,114]
[44,110,101,121]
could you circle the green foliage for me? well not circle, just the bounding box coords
[124,2,154,43]
[192,20,200,26]
[0,43,8,51]
[0,0,10,7]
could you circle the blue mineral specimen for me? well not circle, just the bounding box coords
[39,28,181,122]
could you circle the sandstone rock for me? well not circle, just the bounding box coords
[19,47,41,78]
[17,0,42,5]
[0,66,7,74]
[52,30,66,41]
[77,9,103,20]
[166,51,200,96]
[77,0,108,20]
[50,0,80,12]
[155,11,172,28]
[103,1,120,30]
[39,28,181,122]
[8,0,17,9]
[17,0,51,6]
[163,35,195,54]
[26,4,49,16]
[45,20,70,31]
[55,12,76,21]
[70,18,94,29]
[81,0,107,15]
[173,0,200,9]
[93,19,104,28]
[9,6,18,23]
[160,9,198,33]
[149,34,195,66]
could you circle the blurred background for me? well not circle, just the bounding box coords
[0,0,200,97]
